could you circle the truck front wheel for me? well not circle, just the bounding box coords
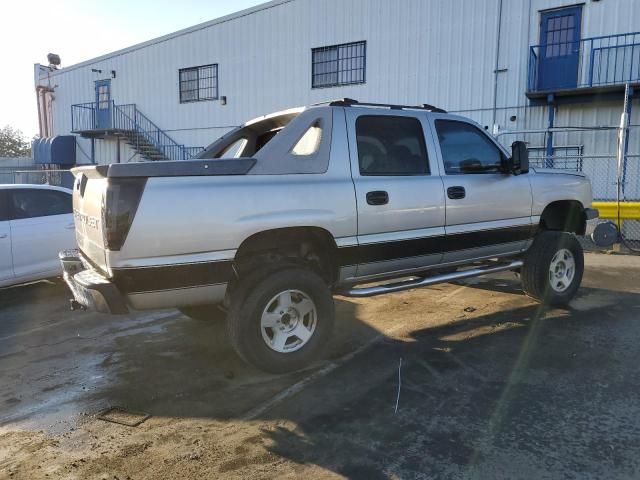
[227,267,335,373]
[521,231,584,306]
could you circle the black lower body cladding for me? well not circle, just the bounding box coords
[112,261,236,294]
[336,224,535,266]
[111,224,536,294]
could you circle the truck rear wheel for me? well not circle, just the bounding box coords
[521,231,584,306]
[227,267,335,373]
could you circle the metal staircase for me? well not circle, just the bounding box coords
[71,102,204,161]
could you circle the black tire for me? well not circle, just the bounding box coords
[521,230,584,306]
[226,267,335,374]
[179,305,226,321]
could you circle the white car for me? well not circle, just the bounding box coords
[0,184,75,287]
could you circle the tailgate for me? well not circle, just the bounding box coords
[73,173,109,273]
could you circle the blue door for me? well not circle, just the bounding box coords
[94,79,112,129]
[538,6,582,91]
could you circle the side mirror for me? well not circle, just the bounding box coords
[510,141,529,175]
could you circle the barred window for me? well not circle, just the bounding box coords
[312,41,366,88]
[179,64,218,103]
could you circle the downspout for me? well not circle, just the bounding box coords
[491,0,504,133]
[35,86,53,137]
[36,87,43,138]
[46,93,54,138]
[526,0,532,53]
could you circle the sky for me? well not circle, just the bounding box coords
[0,0,266,140]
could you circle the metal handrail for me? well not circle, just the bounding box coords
[530,31,640,48]
[114,104,197,160]
[71,102,99,132]
[70,102,204,161]
[528,31,640,92]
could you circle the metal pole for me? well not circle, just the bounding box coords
[491,0,504,133]
[546,94,555,168]
[621,84,633,199]
[615,85,630,228]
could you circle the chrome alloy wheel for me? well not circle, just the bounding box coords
[260,289,317,353]
[549,248,576,293]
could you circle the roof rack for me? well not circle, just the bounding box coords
[319,98,447,113]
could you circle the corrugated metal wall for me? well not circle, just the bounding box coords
[36,0,639,168]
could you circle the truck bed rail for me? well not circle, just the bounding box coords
[72,159,257,179]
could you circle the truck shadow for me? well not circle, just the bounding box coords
[81,296,380,420]
[76,278,640,478]
[451,275,527,296]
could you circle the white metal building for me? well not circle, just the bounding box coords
[33,0,639,200]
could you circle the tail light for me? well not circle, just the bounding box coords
[102,178,146,250]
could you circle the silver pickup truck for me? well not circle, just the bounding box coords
[61,99,597,373]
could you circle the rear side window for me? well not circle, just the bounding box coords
[291,123,322,156]
[435,120,504,174]
[9,189,72,219]
[218,138,248,159]
[356,116,429,175]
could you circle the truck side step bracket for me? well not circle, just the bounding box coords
[339,260,524,298]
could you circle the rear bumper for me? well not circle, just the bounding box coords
[59,250,129,314]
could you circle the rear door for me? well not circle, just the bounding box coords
[8,188,75,281]
[0,190,13,285]
[346,109,446,278]
[429,117,533,264]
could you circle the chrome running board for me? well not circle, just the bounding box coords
[339,260,524,298]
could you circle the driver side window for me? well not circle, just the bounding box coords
[435,120,504,174]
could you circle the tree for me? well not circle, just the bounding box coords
[0,126,31,157]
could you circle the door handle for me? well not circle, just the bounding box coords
[0,234,7,239]
[366,191,389,206]
[65,224,75,230]
[447,186,466,200]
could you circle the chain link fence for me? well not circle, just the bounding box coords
[498,122,640,252]
[0,166,74,189]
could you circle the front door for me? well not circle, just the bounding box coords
[95,79,112,129]
[346,110,446,279]
[538,6,582,90]
[0,191,13,285]
[429,117,534,265]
